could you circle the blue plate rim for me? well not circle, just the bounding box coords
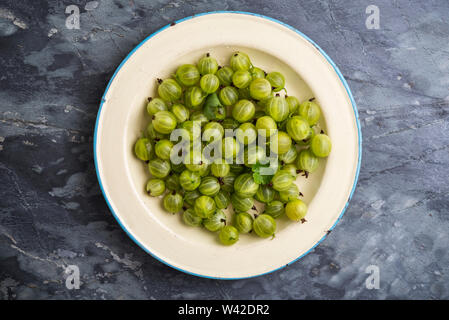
[93,10,362,280]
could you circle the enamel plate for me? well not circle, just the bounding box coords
[94,12,361,279]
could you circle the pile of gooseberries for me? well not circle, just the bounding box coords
[134,52,332,245]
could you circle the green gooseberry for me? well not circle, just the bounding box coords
[145,178,165,196]
[216,66,234,86]
[219,86,239,106]
[182,208,203,227]
[271,170,295,191]
[163,191,183,213]
[203,209,226,232]
[249,78,272,101]
[219,225,239,245]
[285,199,308,221]
[175,64,200,86]
[253,214,276,238]
[200,74,220,94]
[232,99,255,123]
[232,70,252,89]
[158,78,182,102]
[153,110,178,134]
[234,212,253,234]
[171,104,190,123]
[296,149,320,173]
[179,169,201,191]
[198,53,219,75]
[148,158,171,178]
[298,100,321,126]
[230,52,251,71]
[194,195,216,218]
[266,72,285,92]
[264,200,285,219]
[134,137,153,161]
[310,134,332,158]
[146,97,167,116]
[286,116,310,141]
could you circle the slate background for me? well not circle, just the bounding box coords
[0,0,448,299]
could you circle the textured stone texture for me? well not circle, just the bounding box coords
[0,0,448,300]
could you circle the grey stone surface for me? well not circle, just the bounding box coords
[0,0,448,300]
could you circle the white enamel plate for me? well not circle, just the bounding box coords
[94,12,361,279]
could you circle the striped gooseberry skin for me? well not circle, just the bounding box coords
[255,116,277,138]
[219,86,239,106]
[184,190,201,206]
[175,64,200,86]
[145,178,165,197]
[266,95,289,122]
[285,199,308,221]
[250,67,265,79]
[148,158,171,178]
[200,74,220,94]
[232,70,252,89]
[231,193,254,212]
[236,122,257,145]
[230,52,251,71]
[271,170,295,191]
[279,183,301,203]
[182,208,203,227]
[249,78,272,101]
[165,173,180,191]
[146,122,167,141]
[298,100,321,126]
[270,131,292,155]
[255,184,276,203]
[264,200,285,219]
[146,98,167,116]
[163,192,183,213]
[216,66,234,86]
[282,163,298,178]
[296,149,320,173]
[221,172,236,193]
[154,139,173,160]
[219,225,239,245]
[197,54,219,75]
[234,212,253,233]
[286,96,300,114]
[279,145,298,164]
[134,138,152,161]
[232,99,255,123]
[233,173,259,198]
[214,190,230,209]
[179,169,201,191]
[310,134,332,158]
[194,195,216,218]
[153,111,177,134]
[189,111,208,126]
[158,79,182,102]
[171,104,190,123]
[286,116,310,141]
[211,161,230,178]
[266,72,285,92]
[199,176,220,196]
[184,86,206,109]
[253,214,276,238]
[203,210,227,232]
